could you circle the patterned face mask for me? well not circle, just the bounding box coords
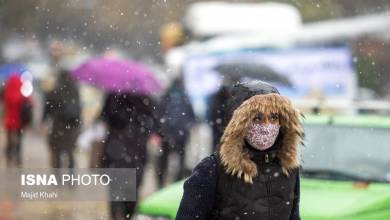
[245,122,280,151]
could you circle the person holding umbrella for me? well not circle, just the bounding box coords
[100,92,159,219]
[176,81,303,220]
[72,57,161,220]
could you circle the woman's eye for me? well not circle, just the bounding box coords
[271,114,279,121]
[254,116,263,122]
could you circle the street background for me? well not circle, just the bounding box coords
[1,0,390,219]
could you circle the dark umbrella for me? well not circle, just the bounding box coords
[214,62,292,87]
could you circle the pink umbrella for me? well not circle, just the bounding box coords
[72,57,160,95]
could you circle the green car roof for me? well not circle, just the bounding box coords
[301,179,390,220]
[138,114,390,219]
[303,114,390,128]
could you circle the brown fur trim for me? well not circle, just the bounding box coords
[218,94,303,184]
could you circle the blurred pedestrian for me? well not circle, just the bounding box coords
[176,81,303,220]
[2,74,31,167]
[207,84,231,152]
[100,92,159,220]
[160,22,186,55]
[42,69,81,169]
[156,76,195,188]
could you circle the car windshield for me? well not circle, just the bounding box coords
[301,124,390,183]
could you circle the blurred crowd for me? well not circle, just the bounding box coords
[0,22,203,220]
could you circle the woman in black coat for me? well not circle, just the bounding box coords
[176,81,303,220]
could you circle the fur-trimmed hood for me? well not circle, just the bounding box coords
[219,93,304,184]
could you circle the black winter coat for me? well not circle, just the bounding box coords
[175,146,300,220]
